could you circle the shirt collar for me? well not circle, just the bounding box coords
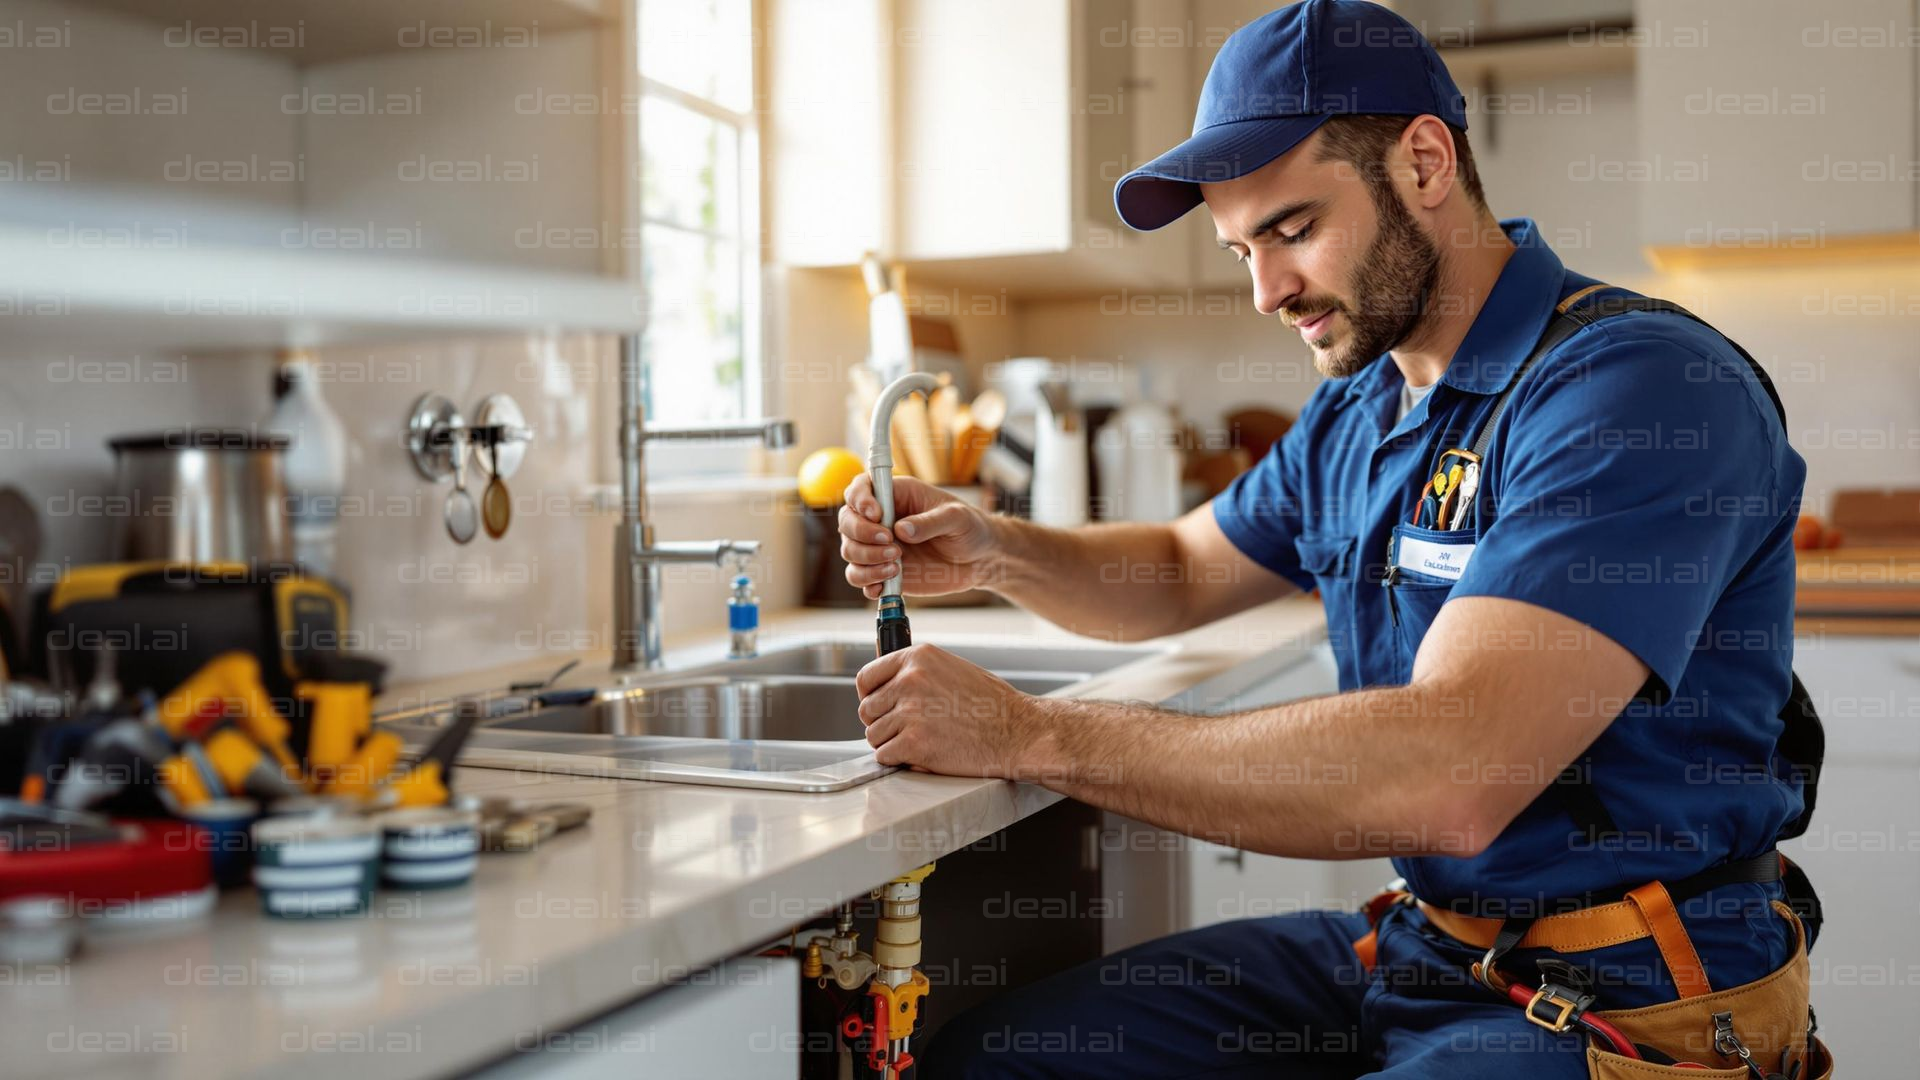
[1332,218,1565,403]
[1439,218,1565,395]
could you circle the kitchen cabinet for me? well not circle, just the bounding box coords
[1395,0,1632,39]
[765,0,890,270]
[1172,641,1392,931]
[476,957,800,1079]
[771,0,1194,293]
[1184,0,1279,292]
[1776,635,1920,1077]
[1182,0,1645,293]
[1183,842,1392,932]
[1096,638,1397,948]
[1636,0,1919,251]
[0,0,643,351]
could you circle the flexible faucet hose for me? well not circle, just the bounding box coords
[867,373,939,658]
[866,373,941,600]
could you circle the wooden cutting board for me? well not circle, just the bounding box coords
[1796,546,1920,632]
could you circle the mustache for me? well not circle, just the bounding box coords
[1281,302,1343,328]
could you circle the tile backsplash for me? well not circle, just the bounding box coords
[1,333,803,687]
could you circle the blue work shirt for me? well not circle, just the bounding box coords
[1214,219,1807,991]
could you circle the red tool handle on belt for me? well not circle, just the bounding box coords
[1502,979,1641,1060]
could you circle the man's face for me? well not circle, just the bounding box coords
[1204,132,1440,378]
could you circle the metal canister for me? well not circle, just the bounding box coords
[107,430,292,564]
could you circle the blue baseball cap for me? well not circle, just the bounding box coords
[1114,0,1468,231]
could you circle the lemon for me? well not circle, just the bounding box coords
[797,447,866,508]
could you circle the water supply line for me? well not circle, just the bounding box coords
[796,864,936,1079]
[867,372,941,657]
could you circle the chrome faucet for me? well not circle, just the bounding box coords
[613,335,795,671]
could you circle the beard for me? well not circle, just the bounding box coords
[1289,187,1442,378]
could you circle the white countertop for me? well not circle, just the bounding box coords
[4,599,1327,1080]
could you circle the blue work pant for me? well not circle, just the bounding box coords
[921,896,1787,1079]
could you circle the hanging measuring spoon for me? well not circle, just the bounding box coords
[482,437,511,539]
[444,432,479,545]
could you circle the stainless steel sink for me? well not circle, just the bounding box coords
[492,672,1080,741]
[494,676,864,740]
[377,636,1175,792]
[708,641,1160,681]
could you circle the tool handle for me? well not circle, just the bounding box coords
[876,616,912,657]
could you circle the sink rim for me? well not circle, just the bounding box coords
[381,723,893,793]
[375,636,1165,730]
[371,634,1190,791]
[487,674,872,742]
[674,636,1169,682]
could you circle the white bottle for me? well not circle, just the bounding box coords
[1094,398,1183,523]
[266,353,348,578]
[1031,394,1089,529]
[863,254,913,386]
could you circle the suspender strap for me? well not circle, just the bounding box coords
[1484,286,1806,840]
[1435,286,1823,999]
[1476,289,1789,461]
[1780,853,1825,950]
[1474,916,1536,991]
[1468,308,1586,459]
[1626,881,1713,999]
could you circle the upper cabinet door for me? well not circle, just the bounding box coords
[767,0,891,268]
[773,0,1192,289]
[1186,0,1278,291]
[1637,0,1919,248]
[894,0,1075,260]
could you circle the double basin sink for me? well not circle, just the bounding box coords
[377,640,1165,792]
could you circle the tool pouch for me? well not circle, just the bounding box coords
[1584,903,1833,1079]
[27,562,364,762]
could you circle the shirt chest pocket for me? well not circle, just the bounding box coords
[1385,522,1476,679]
[1293,533,1356,584]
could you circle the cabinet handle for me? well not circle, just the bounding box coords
[1081,826,1104,873]
[1216,848,1245,870]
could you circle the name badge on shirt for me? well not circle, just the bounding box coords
[1393,533,1476,582]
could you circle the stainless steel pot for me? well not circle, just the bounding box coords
[108,430,292,564]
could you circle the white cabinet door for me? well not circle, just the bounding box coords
[478,957,800,1080]
[894,0,1075,260]
[773,0,1196,286]
[1183,842,1396,931]
[1185,0,1279,291]
[1636,0,1919,247]
[1166,641,1399,933]
[1770,637,1919,1077]
[767,0,891,267]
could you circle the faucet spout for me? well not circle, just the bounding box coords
[612,334,789,671]
[638,539,761,563]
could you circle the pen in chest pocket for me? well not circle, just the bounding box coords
[1412,448,1482,531]
[1446,462,1480,531]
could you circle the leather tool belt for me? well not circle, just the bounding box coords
[1352,853,1834,1078]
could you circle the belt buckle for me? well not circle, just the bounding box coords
[1525,987,1579,1033]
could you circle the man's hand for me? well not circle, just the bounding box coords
[854,644,1035,775]
[839,475,1001,598]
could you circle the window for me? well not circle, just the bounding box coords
[637,0,759,427]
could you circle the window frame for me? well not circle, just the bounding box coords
[632,0,765,477]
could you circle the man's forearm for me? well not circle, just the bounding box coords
[1009,684,1498,860]
[984,517,1198,640]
